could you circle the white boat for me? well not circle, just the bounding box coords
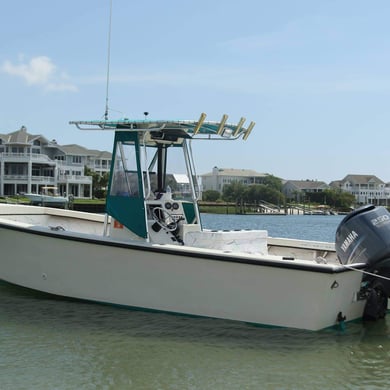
[24,186,69,208]
[0,114,389,331]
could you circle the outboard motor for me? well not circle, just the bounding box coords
[335,205,390,320]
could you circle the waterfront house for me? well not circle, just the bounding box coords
[201,166,269,193]
[282,180,329,202]
[330,174,388,205]
[0,126,111,198]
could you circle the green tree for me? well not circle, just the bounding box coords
[261,175,283,192]
[307,189,355,210]
[244,184,285,205]
[222,181,246,202]
[85,167,109,199]
[337,191,355,210]
[202,190,221,202]
[222,182,285,205]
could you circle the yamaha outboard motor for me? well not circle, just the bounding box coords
[335,205,390,320]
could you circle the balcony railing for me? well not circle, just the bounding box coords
[0,153,111,172]
[2,175,56,182]
[0,152,55,163]
[86,163,111,171]
[58,175,92,184]
[2,174,91,184]
[56,160,85,167]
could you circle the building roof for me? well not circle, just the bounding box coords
[284,180,328,190]
[341,174,385,185]
[202,167,267,177]
[0,126,47,145]
[0,126,111,158]
[329,180,341,186]
[54,144,111,158]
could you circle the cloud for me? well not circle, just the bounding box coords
[1,56,78,92]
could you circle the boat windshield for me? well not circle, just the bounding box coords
[41,186,60,196]
[141,142,194,201]
[109,141,140,198]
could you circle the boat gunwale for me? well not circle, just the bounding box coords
[0,205,106,222]
[0,219,365,275]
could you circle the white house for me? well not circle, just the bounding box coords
[201,166,269,193]
[330,174,388,205]
[0,126,111,198]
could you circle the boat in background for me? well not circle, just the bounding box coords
[0,113,389,331]
[23,186,69,208]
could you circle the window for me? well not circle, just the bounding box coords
[43,168,54,177]
[72,156,82,164]
[110,141,139,197]
[10,164,25,175]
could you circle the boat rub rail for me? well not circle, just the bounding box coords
[0,219,365,274]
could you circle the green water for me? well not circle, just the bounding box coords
[1,215,389,389]
[1,281,389,390]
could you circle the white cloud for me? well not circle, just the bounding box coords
[1,56,78,92]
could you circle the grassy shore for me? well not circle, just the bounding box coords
[198,203,238,214]
[0,197,237,213]
[0,197,354,215]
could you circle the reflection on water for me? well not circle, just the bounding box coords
[1,281,390,389]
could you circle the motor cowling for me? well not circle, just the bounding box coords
[336,205,390,267]
[335,205,390,320]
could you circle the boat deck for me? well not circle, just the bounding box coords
[0,203,341,266]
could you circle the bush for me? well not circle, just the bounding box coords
[202,190,221,202]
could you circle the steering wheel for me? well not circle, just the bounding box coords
[152,207,177,231]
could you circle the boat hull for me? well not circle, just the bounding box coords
[0,221,365,331]
[24,194,68,207]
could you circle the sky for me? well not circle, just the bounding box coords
[1,0,390,183]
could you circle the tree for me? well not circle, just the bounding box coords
[222,181,246,202]
[85,167,109,199]
[222,182,285,205]
[244,184,285,205]
[305,189,355,210]
[261,175,283,192]
[202,190,221,202]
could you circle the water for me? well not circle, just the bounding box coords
[201,213,345,242]
[1,215,390,389]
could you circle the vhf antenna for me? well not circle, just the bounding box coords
[104,0,113,120]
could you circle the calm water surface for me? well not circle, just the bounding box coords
[1,214,390,389]
[201,213,345,242]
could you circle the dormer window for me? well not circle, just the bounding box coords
[33,140,40,146]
